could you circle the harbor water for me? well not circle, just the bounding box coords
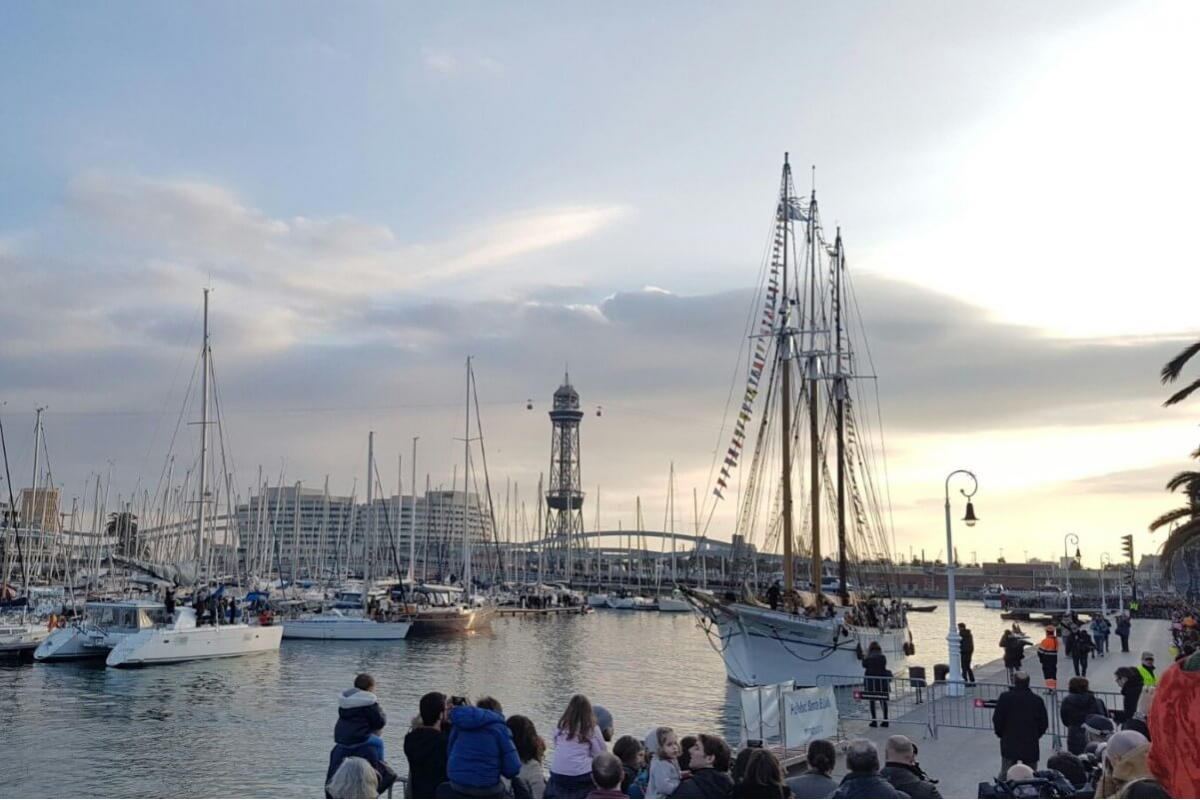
[0,601,1008,798]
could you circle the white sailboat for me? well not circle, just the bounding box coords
[685,156,912,686]
[0,408,52,657]
[657,464,690,612]
[283,432,410,640]
[35,600,169,661]
[107,289,283,668]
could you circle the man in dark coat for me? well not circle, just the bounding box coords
[958,623,976,685]
[830,739,910,798]
[992,671,1049,780]
[405,692,450,800]
[671,734,734,798]
[1116,615,1132,652]
[880,735,941,799]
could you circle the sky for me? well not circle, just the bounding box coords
[1,1,1198,568]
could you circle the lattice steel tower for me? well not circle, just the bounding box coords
[545,373,585,581]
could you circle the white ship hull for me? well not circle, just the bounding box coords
[656,596,691,612]
[607,596,655,610]
[0,623,49,655]
[587,594,610,607]
[689,594,908,686]
[107,622,283,667]
[983,597,1003,609]
[282,615,411,640]
[35,624,141,661]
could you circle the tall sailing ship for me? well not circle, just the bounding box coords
[684,156,912,687]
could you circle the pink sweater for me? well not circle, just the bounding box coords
[549,726,607,776]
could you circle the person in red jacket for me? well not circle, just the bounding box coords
[1147,650,1200,799]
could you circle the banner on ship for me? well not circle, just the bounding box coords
[782,686,839,744]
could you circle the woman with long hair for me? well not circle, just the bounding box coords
[545,694,606,798]
[730,749,793,798]
[507,715,547,799]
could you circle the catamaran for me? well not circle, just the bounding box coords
[684,156,913,686]
[106,289,283,667]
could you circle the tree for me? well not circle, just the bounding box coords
[107,511,143,559]
[1150,341,1200,576]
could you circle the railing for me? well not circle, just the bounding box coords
[816,673,934,737]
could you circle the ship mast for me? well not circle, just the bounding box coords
[807,180,823,608]
[196,288,210,587]
[779,155,796,608]
[834,229,849,606]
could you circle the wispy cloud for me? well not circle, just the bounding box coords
[421,47,502,76]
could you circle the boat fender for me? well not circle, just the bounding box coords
[855,642,865,661]
[903,641,915,657]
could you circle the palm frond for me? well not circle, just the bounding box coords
[1148,505,1194,532]
[1161,341,1200,383]
[1165,376,1200,408]
[1160,517,1200,574]
[1166,471,1200,494]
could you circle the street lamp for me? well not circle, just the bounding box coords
[1100,552,1112,615]
[945,469,978,698]
[1064,533,1080,615]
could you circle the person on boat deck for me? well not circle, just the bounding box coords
[335,673,387,763]
[766,581,781,611]
[444,697,521,798]
[164,587,176,618]
[227,596,239,624]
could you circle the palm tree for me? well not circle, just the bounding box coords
[1150,341,1200,575]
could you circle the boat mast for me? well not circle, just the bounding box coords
[807,176,823,607]
[364,431,373,613]
[196,289,210,587]
[835,229,849,606]
[779,155,797,608]
[407,437,418,583]
[462,357,472,595]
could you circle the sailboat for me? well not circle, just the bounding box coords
[107,290,283,667]
[657,465,690,612]
[400,357,495,635]
[0,408,51,658]
[683,156,912,687]
[282,432,411,640]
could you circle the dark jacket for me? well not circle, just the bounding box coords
[880,763,941,799]
[669,769,734,799]
[830,771,910,799]
[447,706,522,789]
[1068,633,1094,658]
[1116,618,1131,637]
[404,725,450,799]
[334,688,387,746]
[992,684,1049,765]
[1059,691,1106,755]
[729,782,793,798]
[1119,673,1145,721]
[1003,638,1028,669]
[785,772,837,799]
[960,629,975,659]
[863,652,892,698]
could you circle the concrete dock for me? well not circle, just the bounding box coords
[828,617,1173,798]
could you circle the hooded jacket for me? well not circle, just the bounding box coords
[447,705,522,788]
[1147,654,1200,799]
[1094,742,1153,799]
[1059,691,1107,755]
[334,689,387,746]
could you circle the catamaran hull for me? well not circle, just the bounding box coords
[35,626,124,661]
[0,626,48,657]
[587,594,610,608]
[105,624,283,667]
[656,597,692,612]
[983,598,1003,610]
[282,618,411,640]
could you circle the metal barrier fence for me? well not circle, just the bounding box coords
[810,673,1131,747]
[816,674,934,737]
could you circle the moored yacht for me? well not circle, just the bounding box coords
[35,600,169,661]
[398,584,494,635]
[106,607,283,667]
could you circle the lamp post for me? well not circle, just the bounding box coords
[1100,552,1112,615]
[944,469,979,698]
[1064,533,1080,615]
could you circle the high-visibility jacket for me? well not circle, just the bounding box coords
[1137,664,1157,687]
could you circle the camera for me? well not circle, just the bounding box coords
[450,696,468,707]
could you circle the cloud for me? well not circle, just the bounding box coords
[421,47,502,76]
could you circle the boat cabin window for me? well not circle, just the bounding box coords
[137,608,169,628]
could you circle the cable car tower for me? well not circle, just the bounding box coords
[545,373,585,583]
